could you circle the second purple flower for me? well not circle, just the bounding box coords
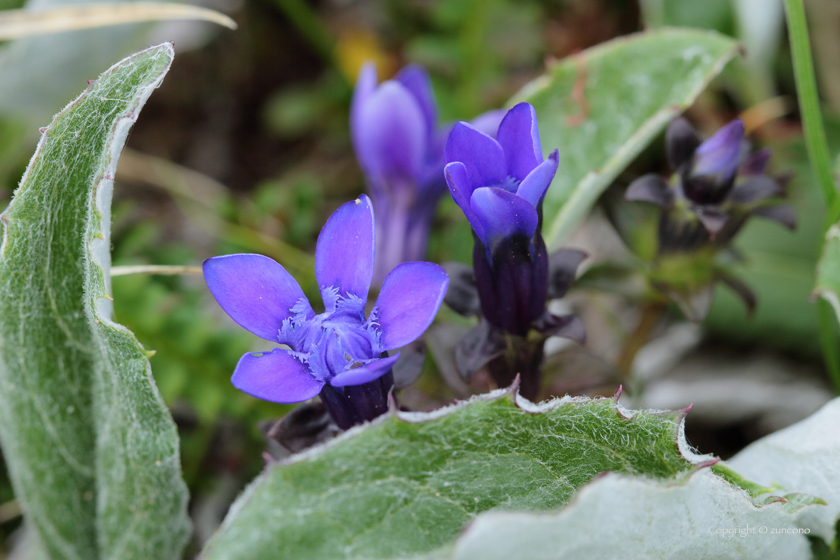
[351,63,449,285]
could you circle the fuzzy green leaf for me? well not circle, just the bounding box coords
[513,28,739,247]
[0,44,189,560]
[728,397,840,544]
[448,469,820,560]
[446,398,840,560]
[200,389,708,560]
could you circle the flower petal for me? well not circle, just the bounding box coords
[665,117,701,169]
[329,353,401,387]
[442,261,481,317]
[752,205,796,230]
[445,161,487,243]
[470,109,507,139]
[354,80,426,186]
[729,175,782,204]
[692,119,744,181]
[470,187,539,251]
[395,64,437,136]
[444,122,506,190]
[315,195,375,301]
[496,102,543,182]
[351,62,379,162]
[534,313,586,344]
[455,321,507,379]
[373,262,449,350]
[740,147,771,175]
[625,174,674,208]
[203,254,311,342]
[547,248,587,299]
[231,348,323,403]
[516,149,559,207]
[695,206,729,235]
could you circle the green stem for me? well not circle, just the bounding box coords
[784,0,837,217]
[785,0,840,393]
[818,298,840,394]
[616,301,665,379]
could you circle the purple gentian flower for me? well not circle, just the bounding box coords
[626,117,795,250]
[352,62,449,285]
[203,195,448,429]
[443,102,561,336]
[442,102,584,399]
[622,118,796,320]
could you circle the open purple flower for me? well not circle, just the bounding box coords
[352,62,449,285]
[442,102,584,399]
[203,195,448,429]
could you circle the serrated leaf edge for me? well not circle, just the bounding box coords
[273,380,716,472]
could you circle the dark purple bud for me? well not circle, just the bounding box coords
[455,321,507,382]
[625,174,674,208]
[547,249,587,299]
[442,261,481,317]
[665,117,701,170]
[752,205,796,230]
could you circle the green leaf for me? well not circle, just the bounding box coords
[729,397,840,544]
[448,469,820,560]
[815,223,840,324]
[200,388,710,560]
[0,44,189,560]
[445,398,840,560]
[512,28,739,247]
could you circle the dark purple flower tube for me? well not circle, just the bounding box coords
[444,102,559,336]
[203,195,449,429]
